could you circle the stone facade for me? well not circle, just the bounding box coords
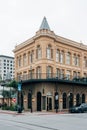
[13,17,87,112]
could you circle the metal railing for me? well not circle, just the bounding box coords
[16,73,87,84]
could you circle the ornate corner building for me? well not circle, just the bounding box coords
[13,17,87,112]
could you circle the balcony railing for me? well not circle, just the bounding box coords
[16,73,87,84]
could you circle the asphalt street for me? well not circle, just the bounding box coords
[0,111,87,130]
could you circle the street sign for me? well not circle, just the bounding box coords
[18,83,21,91]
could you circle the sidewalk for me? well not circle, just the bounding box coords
[0,109,68,115]
[0,109,17,115]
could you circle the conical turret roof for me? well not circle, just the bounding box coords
[39,17,50,30]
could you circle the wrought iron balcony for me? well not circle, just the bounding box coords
[16,73,87,85]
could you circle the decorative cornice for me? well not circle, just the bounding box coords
[13,30,87,52]
[13,37,35,52]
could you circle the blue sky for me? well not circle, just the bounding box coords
[0,0,87,56]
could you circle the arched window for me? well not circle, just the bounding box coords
[56,68,60,78]
[56,49,60,62]
[46,66,53,78]
[56,68,64,79]
[36,45,42,59]
[46,45,53,59]
[17,56,21,67]
[73,71,80,80]
[77,55,80,67]
[23,71,27,80]
[84,57,87,68]
[73,54,80,66]
[23,53,26,66]
[66,52,71,65]
[66,70,71,80]
[60,69,64,79]
[73,71,77,79]
[83,73,87,78]
[36,66,41,79]
[29,50,34,64]
[59,51,64,63]
[77,72,80,78]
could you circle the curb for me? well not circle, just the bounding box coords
[0,110,68,115]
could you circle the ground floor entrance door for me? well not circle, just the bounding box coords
[47,97,52,111]
[37,92,41,111]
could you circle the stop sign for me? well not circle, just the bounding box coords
[12,98,16,102]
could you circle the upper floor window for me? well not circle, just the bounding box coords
[60,51,64,64]
[77,72,80,78]
[17,73,22,81]
[73,71,77,78]
[56,49,59,62]
[56,68,64,79]
[30,53,33,63]
[84,57,87,68]
[23,54,26,66]
[60,69,64,79]
[73,71,80,79]
[46,66,53,78]
[83,73,87,78]
[73,54,80,66]
[46,45,53,59]
[29,51,34,64]
[36,45,42,59]
[18,56,21,67]
[66,52,71,65]
[56,68,60,78]
[36,66,41,79]
[66,70,71,80]
[23,71,27,80]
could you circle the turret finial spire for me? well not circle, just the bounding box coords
[39,17,50,30]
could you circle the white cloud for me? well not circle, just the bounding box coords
[0,0,87,56]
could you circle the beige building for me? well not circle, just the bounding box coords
[13,17,87,112]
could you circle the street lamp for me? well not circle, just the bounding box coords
[17,80,22,113]
[55,80,58,113]
[55,92,58,113]
[30,90,32,113]
[30,66,33,113]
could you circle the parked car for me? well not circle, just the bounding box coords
[69,103,87,113]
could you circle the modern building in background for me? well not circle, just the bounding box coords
[0,55,14,81]
[13,17,87,112]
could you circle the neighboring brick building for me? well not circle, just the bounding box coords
[13,17,87,112]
